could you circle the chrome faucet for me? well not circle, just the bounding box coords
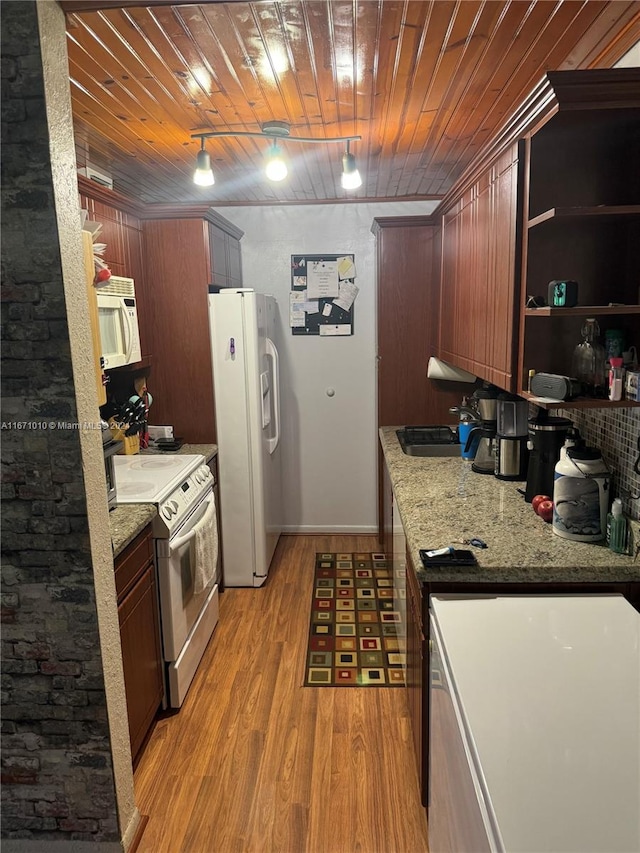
[449,405,480,421]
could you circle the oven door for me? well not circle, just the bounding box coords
[156,488,218,662]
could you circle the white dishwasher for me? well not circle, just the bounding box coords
[429,594,640,853]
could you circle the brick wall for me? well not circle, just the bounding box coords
[1,2,120,843]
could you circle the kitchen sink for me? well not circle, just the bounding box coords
[396,426,460,457]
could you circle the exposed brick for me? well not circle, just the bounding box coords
[2,660,37,675]
[51,691,88,707]
[39,661,81,676]
[58,816,100,833]
[1,756,40,772]
[1,770,38,785]
[1,5,120,840]
[34,800,69,818]
[28,517,70,535]
[13,642,50,660]
[2,732,42,752]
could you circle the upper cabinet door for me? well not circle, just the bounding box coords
[209,223,243,289]
[439,143,522,391]
[209,224,229,288]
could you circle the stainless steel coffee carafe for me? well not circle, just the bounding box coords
[495,393,529,480]
[496,436,529,480]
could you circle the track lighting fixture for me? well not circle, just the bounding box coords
[193,137,214,187]
[341,140,362,190]
[191,121,361,190]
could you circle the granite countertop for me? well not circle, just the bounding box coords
[109,443,217,557]
[110,504,157,559]
[380,426,640,584]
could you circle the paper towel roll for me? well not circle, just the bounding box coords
[427,357,477,383]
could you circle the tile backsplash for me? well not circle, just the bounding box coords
[557,407,640,520]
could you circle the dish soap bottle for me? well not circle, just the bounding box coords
[607,498,627,554]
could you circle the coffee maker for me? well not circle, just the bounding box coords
[524,413,573,501]
[464,386,499,474]
[495,393,529,480]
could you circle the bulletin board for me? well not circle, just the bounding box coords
[290,254,357,336]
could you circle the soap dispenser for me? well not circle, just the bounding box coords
[607,498,627,554]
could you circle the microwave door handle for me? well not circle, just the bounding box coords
[170,495,216,550]
[121,304,134,363]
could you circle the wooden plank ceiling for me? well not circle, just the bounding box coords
[62,0,640,206]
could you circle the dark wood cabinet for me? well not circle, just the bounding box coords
[406,553,424,795]
[372,217,467,543]
[209,218,243,289]
[372,216,464,428]
[439,142,522,391]
[517,69,640,409]
[140,209,243,443]
[115,526,163,766]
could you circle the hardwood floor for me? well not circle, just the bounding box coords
[133,535,430,853]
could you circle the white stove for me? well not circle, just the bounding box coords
[113,453,211,537]
[113,451,221,709]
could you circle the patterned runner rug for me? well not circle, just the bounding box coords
[303,552,405,687]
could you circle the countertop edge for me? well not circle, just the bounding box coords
[110,504,157,559]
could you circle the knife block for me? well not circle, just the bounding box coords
[109,421,140,455]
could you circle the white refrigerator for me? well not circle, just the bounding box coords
[208,289,283,587]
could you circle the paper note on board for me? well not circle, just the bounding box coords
[301,300,319,313]
[337,256,356,280]
[333,280,359,312]
[322,303,333,317]
[290,291,306,327]
[307,260,339,298]
[319,324,351,336]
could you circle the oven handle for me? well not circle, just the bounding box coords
[170,495,216,551]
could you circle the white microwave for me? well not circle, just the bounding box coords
[96,276,142,369]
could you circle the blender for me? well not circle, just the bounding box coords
[495,393,529,480]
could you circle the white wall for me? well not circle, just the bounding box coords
[217,202,437,533]
[615,41,640,67]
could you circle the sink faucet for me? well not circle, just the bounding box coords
[449,405,480,421]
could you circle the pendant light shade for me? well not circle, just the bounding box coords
[264,142,288,182]
[193,141,214,187]
[341,141,362,190]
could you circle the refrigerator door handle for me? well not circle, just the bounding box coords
[265,336,280,454]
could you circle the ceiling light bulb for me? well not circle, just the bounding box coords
[194,147,214,186]
[341,151,362,190]
[265,143,288,182]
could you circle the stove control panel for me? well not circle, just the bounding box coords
[157,464,213,535]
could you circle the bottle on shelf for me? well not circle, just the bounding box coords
[571,318,607,398]
[606,498,627,554]
[608,357,625,402]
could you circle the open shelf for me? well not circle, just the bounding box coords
[528,205,640,229]
[520,391,639,410]
[524,305,640,318]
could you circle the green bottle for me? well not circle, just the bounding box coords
[607,498,627,554]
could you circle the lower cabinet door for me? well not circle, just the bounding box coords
[118,563,164,763]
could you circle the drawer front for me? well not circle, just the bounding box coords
[115,526,153,601]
